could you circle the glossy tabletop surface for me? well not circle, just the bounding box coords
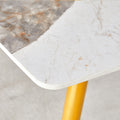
[1,0,120,89]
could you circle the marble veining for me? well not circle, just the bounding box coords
[6,0,120,89]
[0,0,73,53]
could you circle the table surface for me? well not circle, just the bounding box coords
[1,0,120,90]
[1,47,120,120]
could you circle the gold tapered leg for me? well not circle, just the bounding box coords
[62,81,88,120]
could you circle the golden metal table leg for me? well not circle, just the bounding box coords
[62,81,88,120]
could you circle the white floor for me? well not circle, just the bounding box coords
[0,49,120,120]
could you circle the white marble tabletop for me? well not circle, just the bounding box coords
[1,0,120,89]
[0,47,120,120]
